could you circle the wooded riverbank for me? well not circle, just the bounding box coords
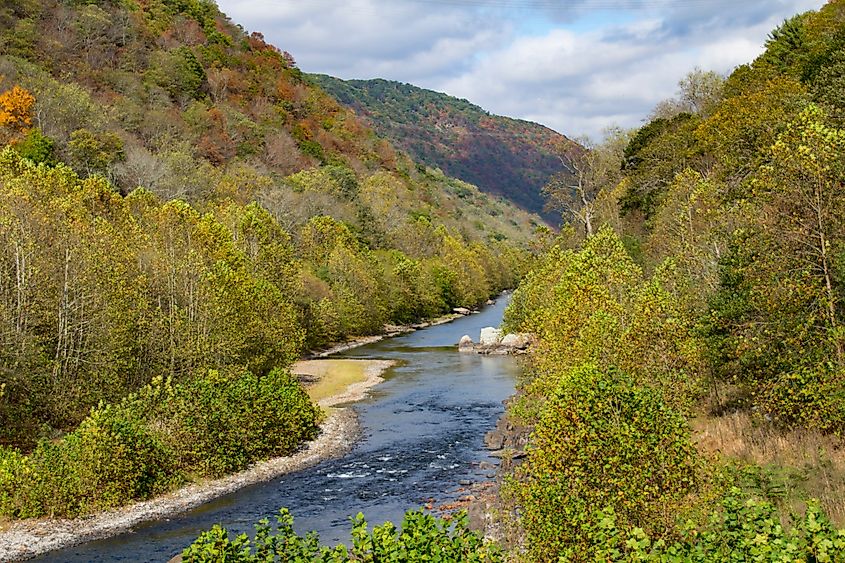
[0,359,395,562]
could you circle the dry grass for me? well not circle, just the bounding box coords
[692,410,845,525]
[292,359,394,407]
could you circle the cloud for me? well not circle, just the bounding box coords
[217,0,825,138]
[219,0,510,82]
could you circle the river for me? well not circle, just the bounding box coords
[36,296,520,562]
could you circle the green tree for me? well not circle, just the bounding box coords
[67,129,126,180]
[510,364,700,561]
[12,128,55,165]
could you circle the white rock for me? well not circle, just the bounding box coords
[501,333,531,349]
[500,333,519,347]
[453,307,471,315]
[458,335,474,350]
[479,327,503,346]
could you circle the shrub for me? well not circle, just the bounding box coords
[0,369,322,518]
[0,447,35,517]
[759,367,845,434]
[12,127,55,165]
[72,404,176,511]
[509,364,701,561]
[584,489,845,561]
[182,508,502,562]
[163,368,322,476]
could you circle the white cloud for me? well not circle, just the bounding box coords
[220,0,510,81]
[217,0,826,138]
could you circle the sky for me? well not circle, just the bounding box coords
[216,0,825,139]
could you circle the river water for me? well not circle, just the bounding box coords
[38,296,520,562]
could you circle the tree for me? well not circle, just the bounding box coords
[67,129,126,181]
[650,68,725,120]
[0,85,34,140]
[543,129,628,237]
[760,15,807,74]
[12,128,54,165]
[646,168,726,296]
[72,4,112,67]
[511,365,700,561]
[760,104,845,366]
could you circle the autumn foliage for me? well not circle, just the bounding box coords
[0,84,34,137]
[503,1,845,559]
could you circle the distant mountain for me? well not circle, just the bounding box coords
[309,75,571,223]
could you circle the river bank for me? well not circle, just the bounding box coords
[0,310,469,561]
[25,294,517,562]
[0,359,396,562]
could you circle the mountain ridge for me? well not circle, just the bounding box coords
[309,74,571,223]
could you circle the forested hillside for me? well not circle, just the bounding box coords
[501,1,845,559]
[0,0,541,519]
[310,75,570,223]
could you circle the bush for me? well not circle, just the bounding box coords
[72,405,176,511]
[0,403,176,518]
[12,127,55,165]
[759,367,845,434]
[0,369,322,518]
[0,447,35,517]
[163,369,322,476]
[509,364,701,561]
[584,489,845,561]
[182,508,502,562]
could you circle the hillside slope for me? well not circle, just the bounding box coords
[0,0,543,454]
[310,75,570,223]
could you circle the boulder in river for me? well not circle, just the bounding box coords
[453,307,472,315]
[479,327,502,345]
[458,335,474,351]
[457,330,534,355]
[500,333,532,350]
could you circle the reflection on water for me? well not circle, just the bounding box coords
[37,296,519,562]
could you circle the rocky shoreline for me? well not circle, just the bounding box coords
[308,312,464,358]
[468,410,533,551]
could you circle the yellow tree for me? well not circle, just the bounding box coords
[761,104,845,366]
[0,85,35,140]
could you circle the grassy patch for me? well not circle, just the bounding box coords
[693,410,845,526]
[293,360,381,404]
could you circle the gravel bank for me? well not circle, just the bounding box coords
[308,313,462,358]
